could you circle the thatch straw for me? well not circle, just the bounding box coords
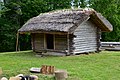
[18,8,113,33]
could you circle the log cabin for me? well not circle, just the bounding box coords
[18,8,113,56]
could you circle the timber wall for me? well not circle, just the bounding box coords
[55,34,67,51]
[32,33,67,52]
[33,33,44,51]
[72,20,98,54]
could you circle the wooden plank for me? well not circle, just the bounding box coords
[34,33,44,50]
[55,34,67,51]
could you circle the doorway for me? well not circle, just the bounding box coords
[46,34,54,49]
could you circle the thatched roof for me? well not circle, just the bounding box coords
[18,8,113,34]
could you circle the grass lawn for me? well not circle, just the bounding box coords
[0,51,120,80]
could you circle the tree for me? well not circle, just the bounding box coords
[0,1,22,51]
[0,0,71,52]
[90,0,120,41]
[71,0,120,41]
[1,0,119,52]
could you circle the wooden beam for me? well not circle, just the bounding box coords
[96,27,101,52]
[35,49,67,53]
[16,32,19,51]
[19,31,68,35]
[67,33,70,55]
[44,33,46,49]
[31,33,35,51]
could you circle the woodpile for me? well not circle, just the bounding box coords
[40,65,68,80]
[40,65,55,74]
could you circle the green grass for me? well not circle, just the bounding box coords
[0,51,120,80]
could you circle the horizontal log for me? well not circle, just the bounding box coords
[73,40,97,43]
[73,49,97,54]
[74,47,97,50]
[74,36,96,39]
[73,46,97,48]
[73,42,97,45]
[74,48,97,51]
[74,47,97,51]
[73,48,97,51]
[73,44,97,47]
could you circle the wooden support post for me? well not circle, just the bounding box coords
[16,32,19,51]
[96,27,101,52]
[54,34,55,50]
[31,33,35,51]
[67,33,70,55]
[44,33,46,49]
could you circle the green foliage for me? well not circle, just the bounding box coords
[90,0,120,41]
[72,0,120,41]
[0,0,120,52]
[0,1,23,52]
[0,17,18,51]
[0,0,71,52]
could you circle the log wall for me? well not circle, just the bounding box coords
[55,34,67,51]
[31,20,100,54]
[33,33,44,51]
[72,20,98,54]
[32,33,68,53]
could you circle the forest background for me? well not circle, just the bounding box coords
[0,0,120,52]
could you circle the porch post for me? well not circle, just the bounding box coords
[44,33,46,49]
[96,27,101,52]
[67,33,70,55]
[16,32,19,51]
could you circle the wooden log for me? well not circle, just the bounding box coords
[40,65,46,74]
[51,66,55,74]
[45,65,47,74]
[47,66,50,74]
[40,65,55,74]
[55,70,68,80]
[16,33,19,51]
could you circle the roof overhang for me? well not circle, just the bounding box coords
[18,30,68,35]
[90,12,113,32]
[18,9,113,34]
